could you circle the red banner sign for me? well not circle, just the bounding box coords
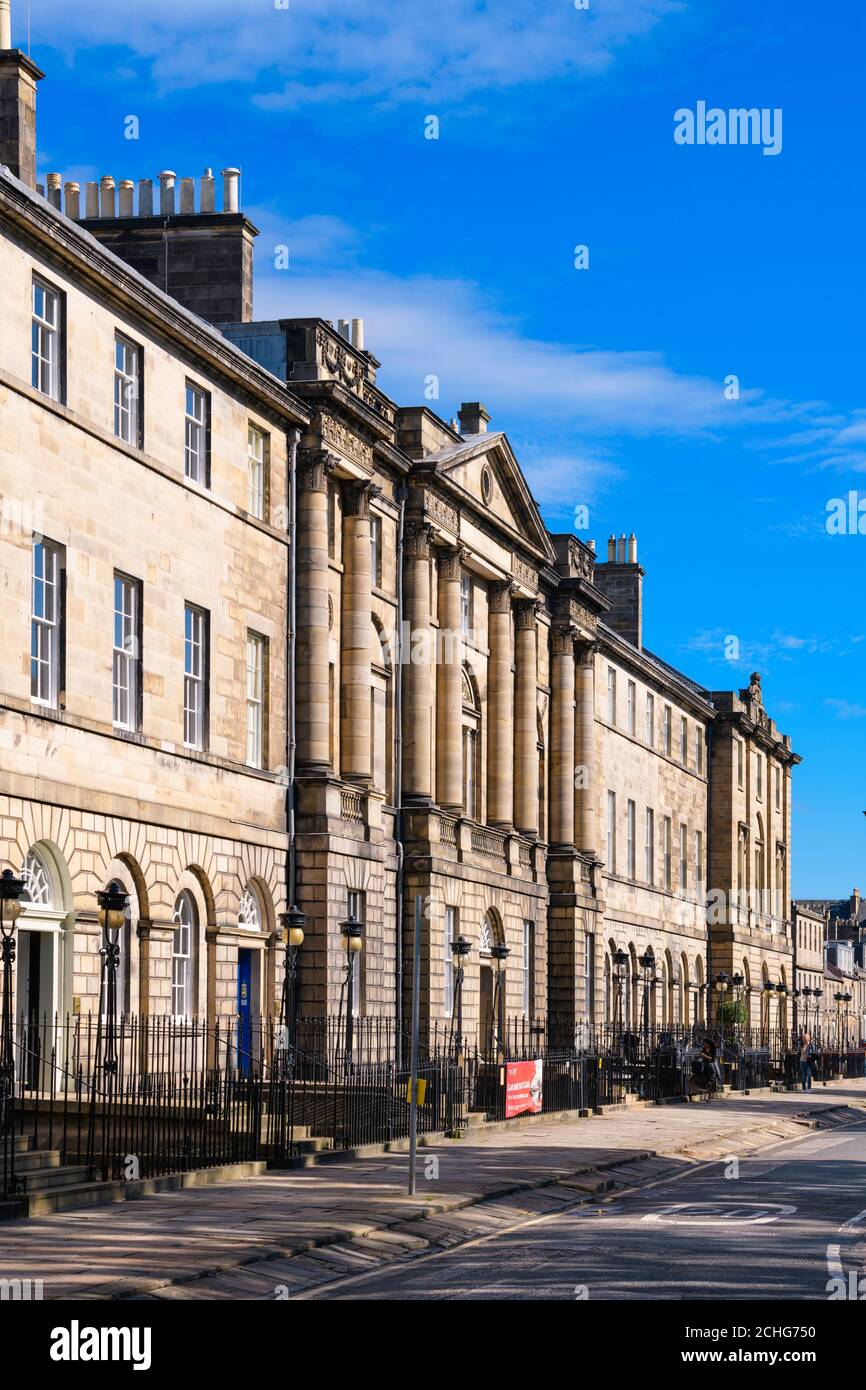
[505,1059,543,1118]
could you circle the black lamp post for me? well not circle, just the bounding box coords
[813,987,823,1043]
[833,990,845,1049]
[278,905,306,1064]
[842,991,853,1050]
[490,942,510,1062]
[714,971,731,1033]
[775,983,788,1046]
[340,913,364,1065]
[450,935,471,1064]
[613,949,629,1035]
[639,950,655,1043]
[762,980,776,1043]
[0,869,26,1098]
[730,972,744,1039]
[96,886,128,1078]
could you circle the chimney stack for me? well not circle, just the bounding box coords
[77,161,257,325]
[458,401,491,436]
[593,529,644,649]
[0,1,43,189]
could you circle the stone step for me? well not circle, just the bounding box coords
[24,1180,126,1217]
[465,1110,489,1127]
[16,1164,92,1193]
[10,1148,61,1174]
[293,1136,334,1154]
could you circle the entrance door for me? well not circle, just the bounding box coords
[17,929,58,1089]
[237,949,253,1075]
[479,964,493,1055]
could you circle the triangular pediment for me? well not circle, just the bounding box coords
[420,433,553,562]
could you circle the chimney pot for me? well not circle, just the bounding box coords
[179,176,195,214]
[351,317,365,351]
[138,178,153,216]
[337,319,350,341]
[46,172,61,210]
[85,181,99,218]
[0,0,11,50]
[588,539,596,554]
[64,180,80,220]
[221,167,240,213]
[200,169,215,213]
[99,175,116,218]
[617,533,626,563]
[158,170,176,215]
[627,533,637,563]
[607,534,616,562]
[118,179,134,216]
[457,401,491,436]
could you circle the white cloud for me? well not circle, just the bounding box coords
[30,0,684,99]
[255,264,792,436]
[825,698,866,721]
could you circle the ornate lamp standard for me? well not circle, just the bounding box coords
[638,950,655,1045]
[730,973,745,1041]
[842,991,853,1051]
[613,949,629,1037]
[449,935,472,1064]
[96,885,128,1078]
[762,980,776,1045]
[834,990,845,1050]
[0,869,26,1101]
[490,942,510,1062]
[278,905,306,1065]
[340,913,364,1067]
[714,972,731,1034]
[775,982,788,1046]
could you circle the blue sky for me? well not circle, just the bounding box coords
[22,0,866,893]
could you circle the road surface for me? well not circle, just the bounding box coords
[304,1119,866,1300]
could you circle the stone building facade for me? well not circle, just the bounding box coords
[0,157,309,1031]
[0,26,805,1049]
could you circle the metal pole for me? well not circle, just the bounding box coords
[408,894,422,1196]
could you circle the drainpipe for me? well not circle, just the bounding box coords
[286,428,301,913]
[394,486,407,1063]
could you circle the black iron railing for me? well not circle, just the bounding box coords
[3,1013,864,1198]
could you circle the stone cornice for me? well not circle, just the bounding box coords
[598,623,716,720]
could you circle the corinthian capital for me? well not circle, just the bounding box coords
[297,448,337,493]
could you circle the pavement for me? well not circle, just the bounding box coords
[1,1078,864,1301]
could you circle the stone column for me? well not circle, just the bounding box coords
[403,521,434,803]
[436,546,465,811]
[574,641,597,855]
[550,626,576,848]
[487,580,514,829]
[296,449,335,773]
[513,601,539,835]
[340,480,377,783]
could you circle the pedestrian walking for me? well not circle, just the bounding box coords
[798,1032,815,1090]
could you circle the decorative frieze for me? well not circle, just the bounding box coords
[318,411,373,469]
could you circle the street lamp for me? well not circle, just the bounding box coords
[762,980,776,1043]
[714,971,731,1033]
[96,885,128,1078]
[0,869,26,1096]
[639,950,655,1043]
[340,912,364,1066]
[775,982,788,1042]
[613,949,629,1037]
[834,991,845,1049]
[450,934,472,1064]
[278,905,306,1064]
[490,942,509,1062]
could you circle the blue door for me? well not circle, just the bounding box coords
[237,949,252,1075]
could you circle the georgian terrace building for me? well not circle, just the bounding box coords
[0,28,803,1047]
[0,162,309,1029]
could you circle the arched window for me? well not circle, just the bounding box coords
[238,884,262,931]
[20,849,54,908]
[172,891,198,1019]
[479,914,494,957]
[462,666,481,820]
